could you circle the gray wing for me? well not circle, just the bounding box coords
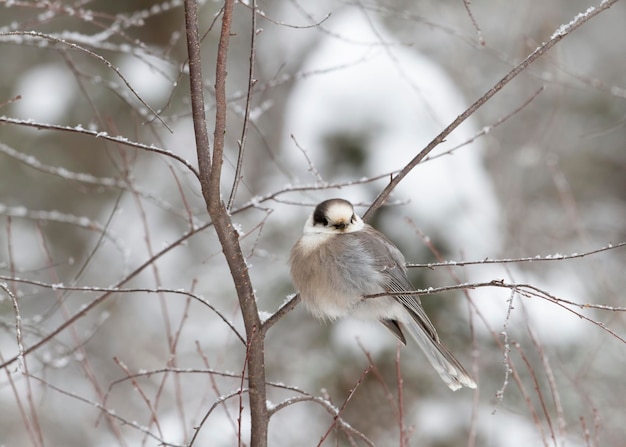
[356,226,439,343]
[379,259,440,343]
[355,226,477,390]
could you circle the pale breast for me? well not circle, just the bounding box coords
[289,230,389,319]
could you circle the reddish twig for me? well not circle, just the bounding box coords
[317,365,372,447]
[227,0,258,210]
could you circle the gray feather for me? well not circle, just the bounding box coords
[346,225,476,390]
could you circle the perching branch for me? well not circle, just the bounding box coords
[364,279,626,344]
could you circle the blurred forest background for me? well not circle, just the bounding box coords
[1,0,625,446]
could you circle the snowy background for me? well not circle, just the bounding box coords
[1,0,625,446]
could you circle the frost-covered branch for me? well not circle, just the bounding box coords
[406,241,626,268]
[0,117,199,178]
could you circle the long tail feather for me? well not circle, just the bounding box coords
[401,319,476,391]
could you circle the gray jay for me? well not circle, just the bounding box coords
[289,198,476,391]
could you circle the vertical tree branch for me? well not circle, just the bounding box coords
[227,0,258,210]
[183,1,268,445]
[209,0,234,200]
[184,0,212,184]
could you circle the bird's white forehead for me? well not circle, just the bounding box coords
[325,201,355,222]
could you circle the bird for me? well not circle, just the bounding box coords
[289,198,476,391]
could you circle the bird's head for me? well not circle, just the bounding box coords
[304,199,365,234]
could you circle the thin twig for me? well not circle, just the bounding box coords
[27,375,184,447]
[1,283,25,372]
[113,357,164,440]
[290,134,326,184]
[406,241,626,269]
[194,341,239,437]
[495,288,516,404]
[5,219,44,447]
[0,279,246,344]
[528,324,566,443]
[227,0,258,210]
[0,220,215,370]
[461,0,485,46]
[0,117,198,179]
[422,86,545,163]
[317,366,372,447]
[356,340,399,420]
[396,344,409,447]
[189,388,249,447]
[0,30,170,130]
[364,280,626,344]
[268,395,374,446]
[516,341,556,446]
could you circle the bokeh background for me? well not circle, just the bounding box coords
[1,0,625,446]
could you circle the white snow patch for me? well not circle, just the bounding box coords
[12,64,75,123]
[117,52,174,103]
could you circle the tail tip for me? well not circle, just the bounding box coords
[445,374,477,391]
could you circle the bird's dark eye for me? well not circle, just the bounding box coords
[322,217,330,226]
[350,214,356,223]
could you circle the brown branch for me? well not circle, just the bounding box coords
[362,0,620,221]
[208,0,233,200]
[511,343,550,447]
[113,357,164,440]
[262,293,301,332]
[317,365,372,447]
[227,0,258,210]
[1,283,25,371]
[184,0,212,182]
[462,0,485,46]
[184,1,268,446]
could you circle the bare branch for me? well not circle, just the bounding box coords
[184,0,268,445]
[27,376,183,447]
[268,395,375,447]
[364,280,626,343]
[1,283,25,372]
[0,30,170,130]
[0,278,246,344]
[318,365,372,447]
[406,241,626,269]
[422,86,545,163]
[0,117,199,179]
[227,0,258,210]
[262,294,301,332]
[461,0,485,46]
